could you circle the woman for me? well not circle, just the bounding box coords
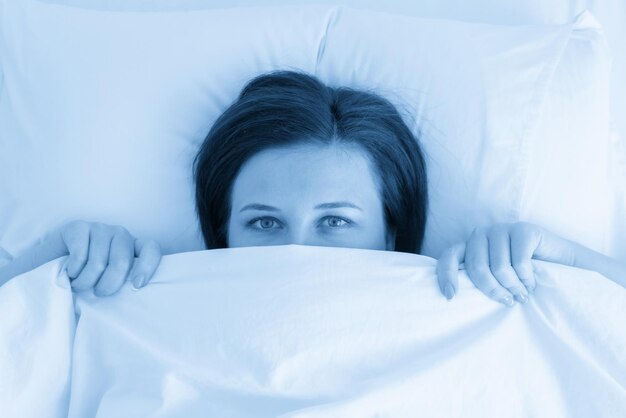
[1,71,624,303]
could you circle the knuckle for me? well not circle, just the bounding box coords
[63,220,87,239]
[489,223,508,235]
[109,259,131,273]
[71,282,89,291]
[437,263,456,279]
[113,225,130,237]
[145,240,162,254]
[512,222,538,239]
[67,219,86,230]
[512,260,529,273]
[467,266,490,285]
[475,266,492,277]
[93,222,112,234]
[470,227,486,239]
[511,222,526,236]
[87,260,107,272]
[441,243,464,261]
[69,250,88,264]
[464,249,480,263]
[437,255,453,269]
[440,247,455,259]
[95,283,116,296]
[491,264,510,278]
[71,276,93,290]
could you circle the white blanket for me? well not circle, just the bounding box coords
[1,245,624,417]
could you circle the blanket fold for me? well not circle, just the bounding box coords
[1,245,624,417]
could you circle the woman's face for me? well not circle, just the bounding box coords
[228,143,394,251]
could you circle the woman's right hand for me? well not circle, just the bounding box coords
[0,221,162,296]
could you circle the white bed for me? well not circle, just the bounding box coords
[0,1,624,416]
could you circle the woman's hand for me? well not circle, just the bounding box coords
[436,222,578,306]
[0,221,162,296]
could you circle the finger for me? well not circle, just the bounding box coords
[93,228,134,297]
[71,224,113,291]
[510,223,540,293]
[465,228,514,306]
[487,226,529,304]
[436,243,465,300]
[129,239,162,289]
[61,221,91,279]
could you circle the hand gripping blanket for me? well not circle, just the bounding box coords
[1,245,624,417]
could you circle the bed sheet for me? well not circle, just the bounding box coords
[1,246,624,417]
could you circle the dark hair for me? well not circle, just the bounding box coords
[194,70,428,253]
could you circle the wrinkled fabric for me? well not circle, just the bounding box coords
[1,245,625,417]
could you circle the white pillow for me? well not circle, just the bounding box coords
[315,9,613,257]
[0,1,613,259]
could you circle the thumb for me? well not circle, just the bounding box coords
[530,226,577,266]
[436,243,466,300]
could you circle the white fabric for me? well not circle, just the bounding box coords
[0,1,614,260]
[1,246,624,417]
[0,246,12,268]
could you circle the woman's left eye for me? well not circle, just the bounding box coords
[321,216,350,228]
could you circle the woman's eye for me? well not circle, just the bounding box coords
[322,216,350,228]
[249,217,281,230]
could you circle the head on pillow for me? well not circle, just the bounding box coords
[193,71,428,253]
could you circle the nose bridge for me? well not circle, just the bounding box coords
[287,222,318,247]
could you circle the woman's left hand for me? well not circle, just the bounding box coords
[436,222,577,306]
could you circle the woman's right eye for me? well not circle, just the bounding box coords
[248,217,282,230]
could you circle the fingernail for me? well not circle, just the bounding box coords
[499,296,514,307]
[515,294,528,304]
[444,283,455,300]
[132,275,145,290]
[93,286,108,297]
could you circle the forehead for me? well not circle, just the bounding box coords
[230,143,382,207]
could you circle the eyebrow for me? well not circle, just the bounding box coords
[239,203,280,212]
[314,202,362,211]
[239,201,362,212]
